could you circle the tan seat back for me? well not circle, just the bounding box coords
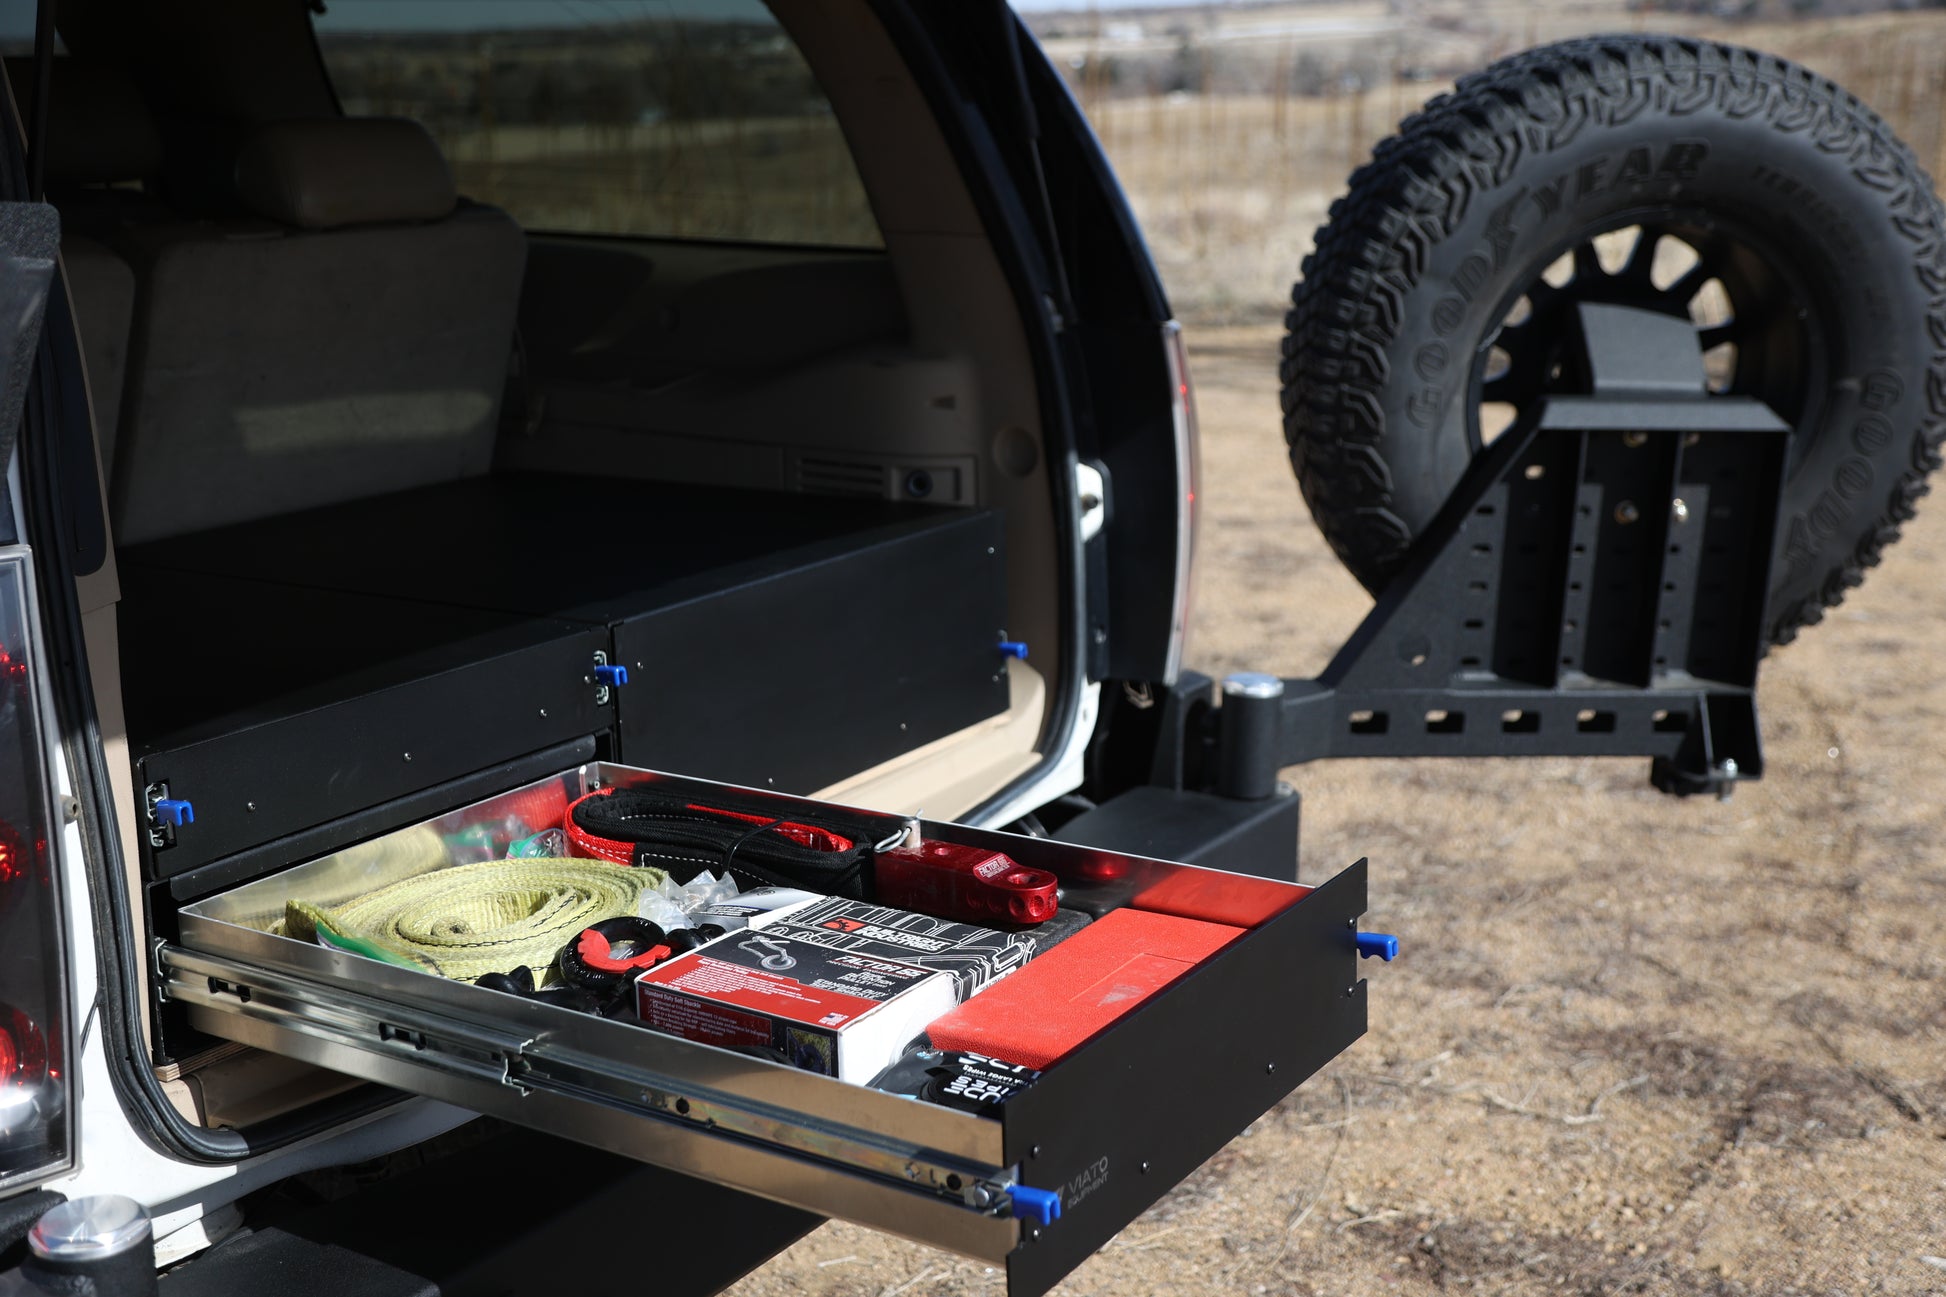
[110,118,525,544]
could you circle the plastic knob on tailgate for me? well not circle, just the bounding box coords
[153,798,195,828]
[593,663,629,687]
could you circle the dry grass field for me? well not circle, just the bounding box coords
[1066,4,1946,326]
[725,4,1946,1293]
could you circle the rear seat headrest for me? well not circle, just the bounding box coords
[3,56,163,186]
[233,118,457,230]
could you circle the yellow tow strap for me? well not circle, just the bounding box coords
[281,857,665,982]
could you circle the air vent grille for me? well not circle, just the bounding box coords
[795,455,886,499]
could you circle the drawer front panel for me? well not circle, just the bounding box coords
[169,762,1375,1294]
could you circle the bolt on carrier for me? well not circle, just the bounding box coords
[1218,301,1785,801]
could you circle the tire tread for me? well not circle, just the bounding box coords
[1281,33,1946,645]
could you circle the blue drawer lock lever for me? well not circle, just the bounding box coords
[1356,932,1399,961]
[1010,1184,1062,1228]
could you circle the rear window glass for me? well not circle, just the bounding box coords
[312,1,883,249]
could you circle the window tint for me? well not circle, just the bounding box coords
[312,1,882,249]
[0,0,54,55]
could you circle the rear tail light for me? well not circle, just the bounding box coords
[1162,321,1201,684]
[0,551,74,1193]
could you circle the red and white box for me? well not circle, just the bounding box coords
[634,930,956,1083]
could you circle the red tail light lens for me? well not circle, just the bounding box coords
[0,552,73,1192]
[0,820,28,890]
[0,1006,47,1086]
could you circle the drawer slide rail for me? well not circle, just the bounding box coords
[159,945,1021,1246]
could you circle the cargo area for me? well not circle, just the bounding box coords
[4,0,1068,922]
[0,5,1383,1288]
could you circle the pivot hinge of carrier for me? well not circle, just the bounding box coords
[145,781,195,850]
[591,650,629,705]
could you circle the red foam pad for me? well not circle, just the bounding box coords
[1132,870,1310,929]
[924,908,1243,1069]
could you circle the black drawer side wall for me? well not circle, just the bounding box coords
[139,627,612,877]
[1002,860,1370,1297]
[614,510,1010,792]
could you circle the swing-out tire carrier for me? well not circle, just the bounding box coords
[1215,301,1791,802]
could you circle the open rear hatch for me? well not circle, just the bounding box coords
[158,762,1374,1297]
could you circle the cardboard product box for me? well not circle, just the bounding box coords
[762,896,1038,1000]
[634,930,956,1083]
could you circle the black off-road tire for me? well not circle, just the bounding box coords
[1282,34,1946,645]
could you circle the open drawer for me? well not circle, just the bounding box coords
[159,763,1375,1296]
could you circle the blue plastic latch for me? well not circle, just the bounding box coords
[1356,932,1399,962]
[593,663,629,687]
[998,641,1030,660]
[154,798,195,828]
[1010,1184,1062,1228]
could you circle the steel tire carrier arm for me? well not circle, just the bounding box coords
[1219,302,1790,800]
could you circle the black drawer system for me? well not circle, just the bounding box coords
[161,764,1378,1297]
[120,476,1009,877]
[119,572,611,873]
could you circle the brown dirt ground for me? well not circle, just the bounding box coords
[723,323,1946,1297]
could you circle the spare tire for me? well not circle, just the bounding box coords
[1282,34,1946,645]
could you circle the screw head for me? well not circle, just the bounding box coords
[1613,500,1641,525]
[1621,431,1648,448]
[1671,498,1690,525]
[1140,1161,1150,1174]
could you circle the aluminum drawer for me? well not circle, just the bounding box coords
[161,762,1373,1296]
